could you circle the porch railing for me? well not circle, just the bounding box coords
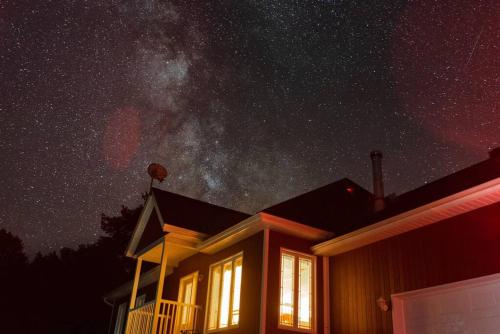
[125,299,201,334]
[125,301,155,334]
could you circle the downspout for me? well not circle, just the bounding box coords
[370,150,386,212]
[103,297,115,334]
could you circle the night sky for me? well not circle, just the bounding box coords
[1,0,498,255]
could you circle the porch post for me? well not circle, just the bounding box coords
[129,257,143,310]
[151,236,168,334]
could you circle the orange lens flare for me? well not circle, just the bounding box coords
[391,0,499,153]
[103,106,141,169]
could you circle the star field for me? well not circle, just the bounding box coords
[0,0,498,255]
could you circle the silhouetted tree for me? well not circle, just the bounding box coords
[0,204,142,333]
[0,229,28,332]
[0,228,27,272]
[101,205,142,244]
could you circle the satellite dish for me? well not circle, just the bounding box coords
[147,163,168,183]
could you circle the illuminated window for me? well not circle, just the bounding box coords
[279,249,315,331]
[207,253,243,331]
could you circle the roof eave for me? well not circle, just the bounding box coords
[312,177,500,256]
[198,212,334,254]
[125,194,157,258]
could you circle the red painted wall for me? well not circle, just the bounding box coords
[266,230,326,334]
[110,232,264,334]
[330,202,500,333]
[163,231,264,333]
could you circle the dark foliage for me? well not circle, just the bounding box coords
[0,205,142,334]
[0,229,28,331]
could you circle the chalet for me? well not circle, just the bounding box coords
[105,148,500,334]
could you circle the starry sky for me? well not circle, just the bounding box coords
[1,0,498,255]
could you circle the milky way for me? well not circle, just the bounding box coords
[0,0,498,255]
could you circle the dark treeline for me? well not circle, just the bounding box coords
[0,205,142,333]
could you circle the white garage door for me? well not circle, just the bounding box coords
[392,273,500,334]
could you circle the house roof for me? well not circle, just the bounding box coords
[151,188,251,236]
[262,178,374,235]
[370,150,500,224]
[263,150,500,247]
[125,188,251,258]
[313,150,500,256]
[111,149,500,300]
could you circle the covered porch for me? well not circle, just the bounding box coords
[125,231,204,334]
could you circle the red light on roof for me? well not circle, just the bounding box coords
[346,186,355,194]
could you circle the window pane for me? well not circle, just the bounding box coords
[208,266,221,330]
[181,281,193,325]
[298,258,312,329]
[280,254,295,326]
[231,257,243,325]
[219,261,233,328]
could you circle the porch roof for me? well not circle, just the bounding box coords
[152,188,251,235]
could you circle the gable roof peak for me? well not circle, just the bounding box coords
[150,187,251,235]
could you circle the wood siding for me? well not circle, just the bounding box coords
[109,232,263,334]
[330,202,500,333]
[163,231,263,333]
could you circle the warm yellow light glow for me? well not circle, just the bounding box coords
[298,258,312,329]
[279,250,314,331]
[280,254,295,326]
[180,281,193,325]
[219,262,233,328]
[207,254,243,331]
[208,267,221,330]
[231,257,242,325]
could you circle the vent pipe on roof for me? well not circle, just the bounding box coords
[370,150,385,212]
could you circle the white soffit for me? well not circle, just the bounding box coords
[140,240,198,267]
[162,223,207,240]
[312,177,500,256]
[198,212,334,254]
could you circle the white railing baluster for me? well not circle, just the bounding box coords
[169,304,175,334]
[159,303,164,334]
[125,299,201,334]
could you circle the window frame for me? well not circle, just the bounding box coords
[278,248,317,333]
[205,252,244,333]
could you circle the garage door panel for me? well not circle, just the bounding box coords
[473,317,500,334]
[406,299,439,322]
[407,323,436,334]
[392,273,500,334]
[470,289,496,310]
[434,317,471,334]
[470,305,500,319]
[438,291,469,313]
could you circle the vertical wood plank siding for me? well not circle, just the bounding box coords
[330,202,500,333]
[162,231,263,334]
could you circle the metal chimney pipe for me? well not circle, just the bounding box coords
[370,150,385,212]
